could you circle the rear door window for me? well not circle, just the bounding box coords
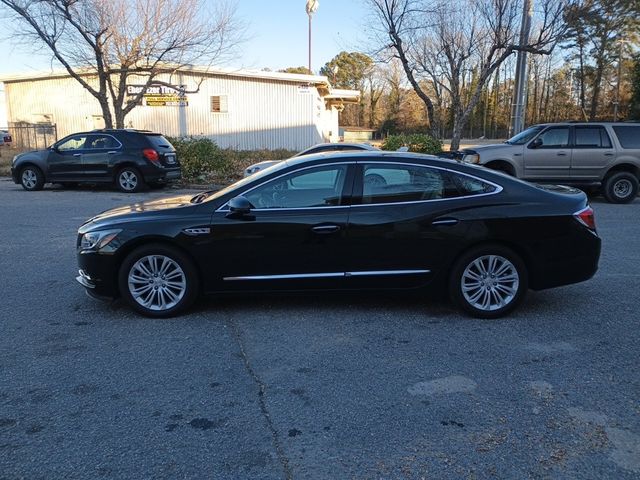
[574,127,612,148]
[86,135,121,150]
[612,126,640,149]
[360,164,457,204]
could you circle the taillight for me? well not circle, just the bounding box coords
[143,148,160,165]
[574,206,596,231]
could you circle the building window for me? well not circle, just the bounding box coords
[211,95,228,113]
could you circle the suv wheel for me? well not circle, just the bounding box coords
[20,166,45,191]
[116,167,145,193]
[118,244,199,317]
[449,244,528,319]
[602,172,639,204]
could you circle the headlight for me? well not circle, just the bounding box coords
[80,229,121,251]
[462,153,480,164]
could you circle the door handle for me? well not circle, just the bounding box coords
[604,152,614,156]
[557,151,567,156]
[432,218,459,226]
[312,224,341,234]
[73,153,82,157]
[107,151,118,155]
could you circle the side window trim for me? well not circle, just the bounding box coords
[352,160,503,207]
[216,162,356,212]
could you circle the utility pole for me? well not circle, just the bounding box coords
[306,0,319,74]
[510,0,533,136]
[613,40,623,122]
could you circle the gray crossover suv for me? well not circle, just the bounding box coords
[461,122,640,203]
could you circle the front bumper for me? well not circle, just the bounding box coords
[76,252,120,298]
[10,166,19,184]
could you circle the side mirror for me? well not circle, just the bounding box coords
[529,138,543,149]
[227,195,252,218]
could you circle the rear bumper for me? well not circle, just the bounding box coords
[529,232,601,290]
[143,167,182,183]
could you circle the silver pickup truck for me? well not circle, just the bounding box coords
[461,122,640,203]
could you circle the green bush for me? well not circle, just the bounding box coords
[168,136,296,184]
[381,133,443,154]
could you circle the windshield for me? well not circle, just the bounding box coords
[505,126,544,145]
[191,160,290,204]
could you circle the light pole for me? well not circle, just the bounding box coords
[306,0,319,74]
[510,0,533,136]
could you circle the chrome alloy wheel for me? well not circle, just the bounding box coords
[119,170,138,191]
[613,179,632,199]
[127,255,186,311]
[461,255,519,312]
[22,169,38,189]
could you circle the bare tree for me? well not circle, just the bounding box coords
[366,0,569,150]
[1,0,243,128]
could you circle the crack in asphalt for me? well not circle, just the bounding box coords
[228,318,293,480]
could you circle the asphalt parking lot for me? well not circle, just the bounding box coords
[0,179,639,479]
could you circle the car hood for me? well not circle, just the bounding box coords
[463,143,513,153]
[16,149,48,160]
[79,194,199,233]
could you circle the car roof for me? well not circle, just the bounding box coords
[529,121,640,128]
[64,129,162,136]
[285,150,457,169]
[296,143,378,154]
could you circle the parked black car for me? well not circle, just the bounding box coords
[76,151,601,319]
[11,129,181,192]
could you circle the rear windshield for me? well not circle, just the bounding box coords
[146,135,174,150]
[612,126,640,149]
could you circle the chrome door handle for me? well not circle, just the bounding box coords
[312,225,341,234]
[107,151,118,154]
[432,218,459,226]
[73,153,82,157]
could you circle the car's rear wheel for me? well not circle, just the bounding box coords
[602,172,639,204]
[116,167,145,193]
[20,165,45,191]
[449,245,527,319]
[118,244,199,317]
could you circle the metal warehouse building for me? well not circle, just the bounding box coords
[0,66,360,151]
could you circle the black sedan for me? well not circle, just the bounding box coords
[76,151,601,318]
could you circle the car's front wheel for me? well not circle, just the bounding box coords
[116,167,145,193]
[449,245,528,319]
[20,165,45,191]
[602,172,639,204]
[118,244,199,317]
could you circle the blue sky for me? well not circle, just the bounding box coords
[0,0,370,76]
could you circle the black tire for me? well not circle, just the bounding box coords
[118,244,199,318]
[116,166,145,193]
[19,165,45,191]
[449,244,528,319]
[602,172,639,204]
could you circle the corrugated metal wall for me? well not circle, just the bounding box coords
[3,72,330,151]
